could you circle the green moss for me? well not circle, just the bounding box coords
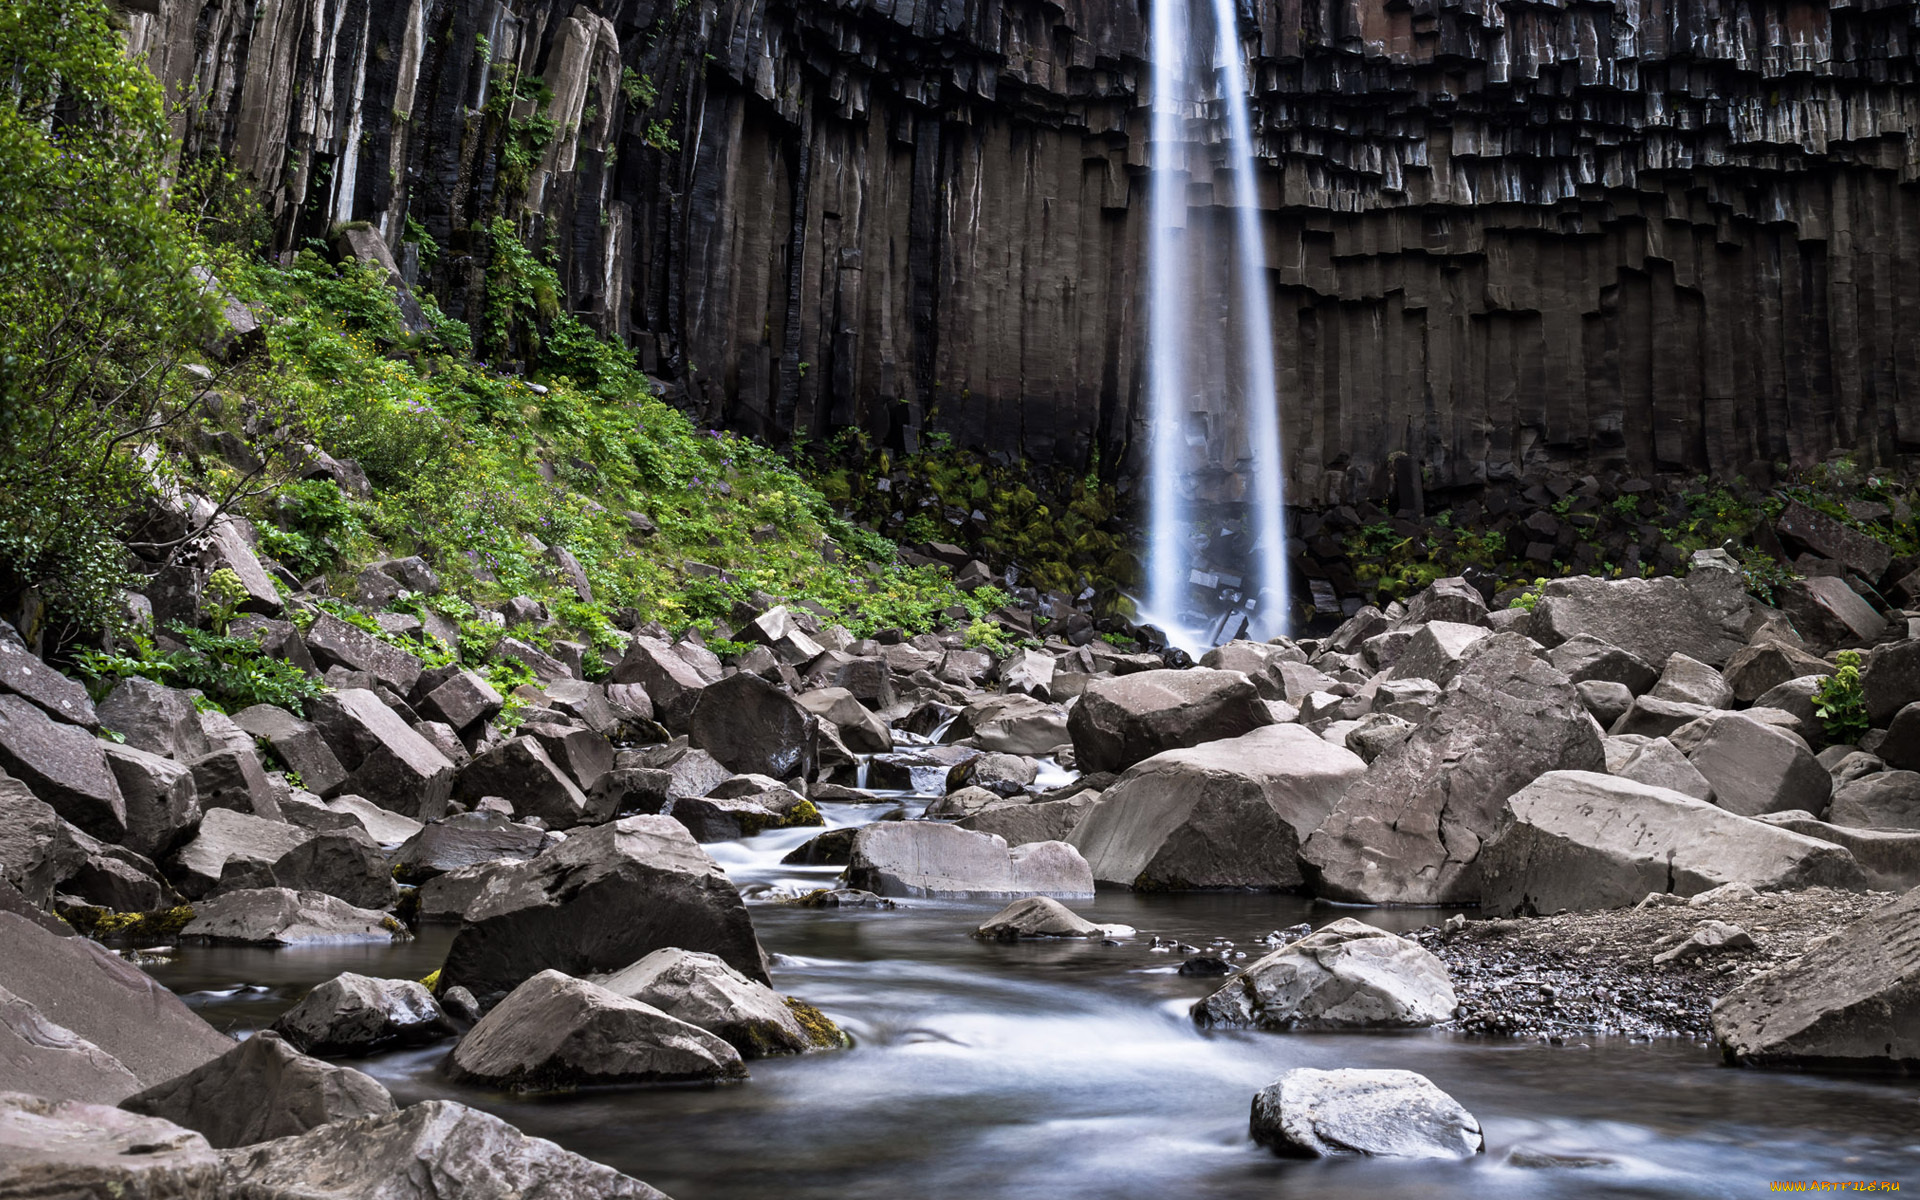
[781,799,824,828]
[782,996,851,1049]
[420,968,442,993]
[80,905,195,941]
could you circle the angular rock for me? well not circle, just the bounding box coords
[0,622,96,726]
[1781,576,1887,650]
[1774,498,1894,580]
[1532,575,1745,667]
[868,744,980,791]
[1067,668,1271,774]
[1608,695,1715,738]
[1672,712,1830,818]
[1651,919,1754,964]
[1712,886,1920,1069]
[307,689,454,819]
[945,694,1069,756]
[166,809,314,899]
[1863,640,1920,727]
[391,814,549,882]
[1647,653,1734,708]
[686,672,818,781]
[302,612,422,695]
[324,795,422,845]
[0,910,233,1091]
[0,983,142,1104]
[1401,577,1490,628]
[216,1098,671,1198]
[738,606,825,666]
[1476,771,1867,914]
[520,721,614,792]
[0,1093,220,1194]
[231,705,347,798]
[1250,1068,1484,1159]
[1753,812,1920,892]
[1576,680,1633,727]
[0,770,84,908]
[181,888,400,946]
[1749,676,1828,744]
[270,830,397,910]
[1344,711,1416,762]
[923,785,1019,819]
[1827,771,1920,830]
[972,895,1105,939]
[96,678,208,761]
[1195,919,1456,1029]
[795,687,890,754]
[846,821,1094,898]
[997,647,1057,698]
[611,636,711,730]
[270,972,455,1056]
[439,815,770,1003]
[670,788,819,842]
[1547,634,1660,694]
[957,792,1100,846]
[187,745,279,820]
[120,1030,392,1148]
[446,970,744,1091]
[414,668,504,734]
[1387,621,1490,685]
[1070,726,1365,891]
[596,947,844,1057]
[1723,642,1835,704]
[1300,635,1604,905]
[1608,735,1714,801]
[0,694,124,840]
[452,737,595,829]
[1888,703,1920,770]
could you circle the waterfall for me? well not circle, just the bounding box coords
[1142,0,1290,649]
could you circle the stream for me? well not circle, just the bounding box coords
[144,793,1920,1199]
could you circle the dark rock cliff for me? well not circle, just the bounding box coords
[127,0,1920,498]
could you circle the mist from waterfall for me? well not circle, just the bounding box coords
[1142,0,1290,650]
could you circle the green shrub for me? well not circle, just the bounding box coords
[1811,651,1870,746]
[77,626,325,716]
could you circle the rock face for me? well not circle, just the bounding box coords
[438,815,770,1003]
[595,948,844,1057]
[1712,886,1920,1070]
[1250,1069,1484,1160]
[0,1093,221,1195]
[1194,919,1456,1029]
[125,0,1919,488]
[446,970,745,1091]
[270,973,456,1056]
[1067,669,1272,774]
[1069,725,1365,890]
[119,1031,394,1149]
[216,1098,671,1198]
[845,821,1094,898]
[1300,634,1605,905]
[1476,771,1868,914]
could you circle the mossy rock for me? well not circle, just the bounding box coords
[782,996,851,1050]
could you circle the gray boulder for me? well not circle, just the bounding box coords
[1647,653,1733,708]
[95,677,208,761]
[946,694,1071,756]
[452,736,595,829]
[270,829,397,910]
[1712,885,1920,1069]
[0,770,84,907]
[166,808,314,899]
[1476,771,1867,914]
[324,795,423,845]
[1608,695,1715,738]
[1401,577,1490,627]
[611,636,711,730]
[1250,1068,1484,1159]
[187,744,279,820]
[231,705,347,797]
[1344,712,1416,762]
[1723,641,1834,704]
[0,1093,220,1195]
[0,983,141,1104]
[1671,712,1830,818]
[686,671,818,781]
[391,814,550,881]
[1827,771,1920,830]
[418,669,504,732]
[307,689,454,820]
[1754,812,1920,892]
[0,622,96,726]
[1547,634,1660,694]
[1194,919,1455,1029]
[1300,634,1604,905]
[669,788,820,842]
[1531,574,1745,666]
[1863,640,1920,726]
[446,970,744,1091]
[957,793,1100,846]
[595,947,845,1057]
[1387,621,1490,685]
[120,1030,392,1148]
[1889,703,1920,770]
[972,896,1107,940]
[216,1098,671,1198]
[1606,735,1714,801]
[0,694,124,840]
[438,815,771,1003]
[1781,576,1886,650]
[795,687,890,754]
[1070,725,1365,891]
[270,972,455,1056]
[846,821,1093,898]
[181,888,400,946]
[1749,676,1828,744]
[1575,680,1633,727]
[1068,668,1272,774]
[303,612,422,694]
[101,743,201,860]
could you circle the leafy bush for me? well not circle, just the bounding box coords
[1811,651,1870,746]
[77,626,326,716]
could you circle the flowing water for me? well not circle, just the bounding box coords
[144,795,1920,1199]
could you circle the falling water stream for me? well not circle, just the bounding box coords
[147,790,1920,1199]
[1143,0,1292,648]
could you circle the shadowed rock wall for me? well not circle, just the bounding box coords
[125,0,1920,497]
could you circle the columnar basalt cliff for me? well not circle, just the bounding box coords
[126,0,1920,497]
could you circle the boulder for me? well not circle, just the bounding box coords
[180,888,400,946]
[997,647,1058,698]
[1575,680,1633,726]
[669,789,820,842]
[418,668,507,734]
[1607,735,1714,801]
[1387,621,1490,685]
[944,694,1069,756]
[0,694,124,840]
[924,785,1020,819]
[100,743,201,860]
[96,678,208,761]
[0,983,142,1104]
[413,860,505,924]
[520,721,614,792]
[1545,633,1662,693]
[1749,676,1827,744]
[391,814,549,881]
[1671,712,1830,818]
[166,809,314,899]
[845,821,1094,898]
[1781,576,1886,650]
[0,910,232,1092]
[1532,575,1745,666]
[972,896,1105,939]
[1646,653,1734,708]
[1607,694,1715,738]
[0,771,84,907]
[269,830,397,909]
[1476,771,1867,914]
[186,745,279,819]
[1827,771,1920,830]
[1889,703,1920,770]
[438,815,770,1003]
[1194,918,1455,1029]
[452,737,595,829]
[686,671,818,781]
[216,1098,671,1198]
[1249,1069,1484,1160]
[446,970,744,1091]
[1300,635,1605,905]
[230,705,347,798]
[543,679,623,735]
[795,687,890,754]
[1863,640,1920,727]
[738,605,825,666]
[1723,642,1834,704]
[270,972,455,1056]
[120,1031,392,1149]
[1752,812,1920,892]
[323,795,423,845]
[1070,726,1365,891]
[611,636,711,730]
[1652,919,1755,964]
[595,947,844,1057]
[957,793,1100,846]
[302,612,422,695]
[1344,712,1416,762]
[0,1093,221,1195]
[1774,498,1895,579]
[307,689,454,820]
[1198,640,1296,700]
[1067,668,1272,774]
[1400,577,1490,627]
[1712,885,1920,1069]
[868,744,980,791]
[0,623,96,726]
